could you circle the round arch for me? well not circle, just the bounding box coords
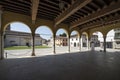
[34,25,53,56]
[106,27,120,37]
[56,28,69,37]
[81,32,88,37]
[3,21,32,32]
[106,28,120,49]
[91,31,104,50]
[55,25,69,35]
[35,25,54,35]
[3,22,32,58]
[70,30,80,37]
[35,25,53,35]
[90,31,103,38]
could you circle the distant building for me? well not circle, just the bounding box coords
[4,25,46,47]
[70,34,79,47]
[90,35,100,47]
[55,36,68,46]
[70,34,88,47]
[48,36,68,47]
[113,28,120,49]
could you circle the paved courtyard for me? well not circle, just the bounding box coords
[0,50,120,80]
[4,46,85,59]
[4,46,120,59]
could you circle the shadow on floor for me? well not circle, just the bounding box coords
[0,51,120,80]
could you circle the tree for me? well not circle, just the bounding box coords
[59,33,67,37]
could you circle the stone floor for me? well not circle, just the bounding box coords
[0,51,120,80]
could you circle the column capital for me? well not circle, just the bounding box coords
[103,35,107,38]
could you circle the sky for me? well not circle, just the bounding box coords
[10,22,115,41]
[11,22,66,40]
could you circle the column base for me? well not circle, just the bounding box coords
[0,57,4,60]
[31,53,35,56]
[53,51,56,54]
[68,50,70,53]
[79,49,81,51]
[104,50,106,53]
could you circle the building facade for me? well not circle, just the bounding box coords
[70,35,79,47]
[113,28,120,49]
[55,36,68,46]
[4,25,46,47]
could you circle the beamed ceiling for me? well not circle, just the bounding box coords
[0,0,120,31]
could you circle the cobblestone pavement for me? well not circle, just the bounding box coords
[0,51,120,80]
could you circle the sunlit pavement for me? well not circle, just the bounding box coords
[4,47,120,59]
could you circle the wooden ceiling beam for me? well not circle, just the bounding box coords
[0,1,29,10]
[71,1,120,28]
[44,0,58,6]
[54,0,92,26]
[38,10,58,16]
[38,12,56,18]
[31,0,39,23]
[39,6,59,14]
[5,6,29,12]
[40,2,59,10]
[5,0,30,8]
[79,14,120,31]
[5,8,29,15]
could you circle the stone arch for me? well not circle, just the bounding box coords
[2,12,32,33]
[106,27,120,49]
[55,24,69,36]
[70,30,80,37]
[90,31,103,38]
[35,22,54,34]
[91,31,104,50]
[82,32,88,37]
[2,21,32,32]
[3,22,32,58]
[35,25,53,35]
[70,27,80,37]
[56,28,69,38]
[105,24,120,37]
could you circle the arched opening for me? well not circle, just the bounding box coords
[106,28,120,52]
[70,31,79,52]
[35,26,53,56]
[56,28,68,54]
[91,31,103,51]
[4,22,32,59]
[81,32,88,50]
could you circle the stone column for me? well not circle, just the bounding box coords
[68,35,70,53]
[31,33,35,56]
[0,9,4,59]
[88,37,91,50]
[87,36,89,50]
[0,32,1,59]
[53,34,56,54]
[103,35,106,52]
[79,36,81,51]
[81,35,83,50]
[0,32,4,59]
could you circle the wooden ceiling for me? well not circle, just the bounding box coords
[0,0,120,30]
